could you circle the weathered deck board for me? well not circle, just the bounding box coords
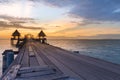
[28,43,39,67]
[49,45,120,74]
[20,43,29,67]
[2,65,20,80]
[33,42,120,80]
[30,43,46,66]
[32,42,84,79]
[1,40,120,80]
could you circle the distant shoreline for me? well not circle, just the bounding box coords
[1,39,120,40]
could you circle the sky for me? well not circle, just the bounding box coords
[0,0,120,39]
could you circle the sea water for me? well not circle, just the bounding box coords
[48,39,120,65]
[0,39,120,76]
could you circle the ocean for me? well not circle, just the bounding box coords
[48,39,120,65]
[0,39,120,75]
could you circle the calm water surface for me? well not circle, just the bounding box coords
[48,39,120,65]
[0,39,120,76]
[0,40,18,76]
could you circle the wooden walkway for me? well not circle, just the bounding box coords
[1,40,120,80]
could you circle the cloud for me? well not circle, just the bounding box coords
[0,15,44,30]
[0,0,10,3]
[48,34,120,39]
[0,15,35,23]
[78,34,120,39]
[30,0,120,22]
[71,20,101,26]
[0,20,43,30]
[1,0,120,21]
[29,0,76,7]
[2,0,120,22]
[70,0,120,21]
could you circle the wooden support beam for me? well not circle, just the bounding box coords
[2,65,20,80]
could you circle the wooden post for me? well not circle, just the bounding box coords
[2,55,7,73]
[2,50,14,73]
[41,38,44,43]
[11,39,14,45]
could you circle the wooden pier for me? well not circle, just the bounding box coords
[1,40,120,80]
[1,30,120,80]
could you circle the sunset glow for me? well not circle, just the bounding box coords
[0,0,120,39]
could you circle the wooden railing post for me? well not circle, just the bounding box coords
[2,50,14,73]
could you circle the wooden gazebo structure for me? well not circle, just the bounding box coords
[38,30,47,43]
[12,30,20,39]
[11,30,21,45]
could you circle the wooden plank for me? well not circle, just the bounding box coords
[29,52,35,57]
[71,53,120,74]
[20,46,29,67]
[35,42,120,80]
[42,53,83,80]
[28,46,33,52]
[32,42,83,80]
[2,65,20,80]
[15,75,69,80]
[30,45,46,66]
[32,43,63,75]
[29,46,35,57]
[49,44,120,75]
[19,65,49,71]
[17,45,26,64]
[29,57,39,67]
[18,66,53,74]
[18,69,56,78]
[28,43,39,67]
